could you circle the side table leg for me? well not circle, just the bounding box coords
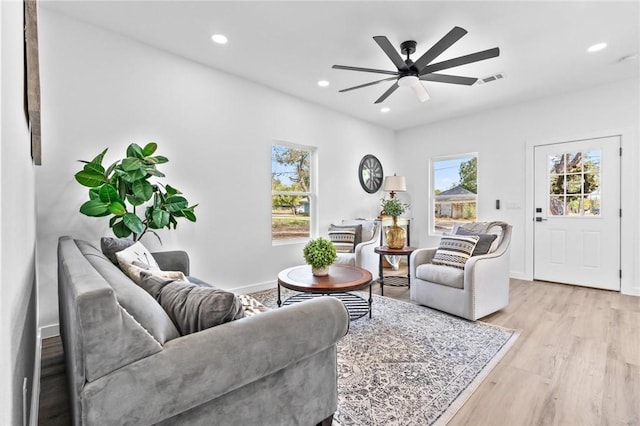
[407,254,411,289]
[369,283,373,318]
[277,283,282,307]
[379,254,384,296]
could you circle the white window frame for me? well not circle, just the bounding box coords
[271,141,317,245]
[429,152,479,236]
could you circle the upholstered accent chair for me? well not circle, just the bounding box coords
[332,219,381,280]
[410,222,512,320]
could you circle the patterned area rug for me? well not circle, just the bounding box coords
[250,288,518,426]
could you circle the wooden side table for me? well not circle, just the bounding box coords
[374,246,417,296]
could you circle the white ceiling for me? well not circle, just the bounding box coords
[41,1,640,131]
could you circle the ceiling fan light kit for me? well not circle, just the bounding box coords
[332,26,500,104]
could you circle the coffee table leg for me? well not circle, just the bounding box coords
[407,254,411,289]
[277,283,282,307]
[369,283,373,318]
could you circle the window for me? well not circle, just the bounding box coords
[548,150,601,216]
[271,143,314,242]
[431,154,478,234]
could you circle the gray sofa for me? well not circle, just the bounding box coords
[58,236,349,425]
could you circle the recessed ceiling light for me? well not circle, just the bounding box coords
[380,107,390,113]
[211,34,228,44]
[317,80,330,87]
[587,42,607,53]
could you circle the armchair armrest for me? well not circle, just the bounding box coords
[151,250,190,275]
[81,297,349,424]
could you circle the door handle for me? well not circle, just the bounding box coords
[535,217,548,222]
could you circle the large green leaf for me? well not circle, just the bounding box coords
[165,184,180,196]
[182,209,197,222]
[112,220,131,238]
[75,170,106,188]
[126,143,144,159]
[123,213,144,234]
[108,201,127,216]
[79,199,110,217]
[132,180,154,201]
[165,195,188,212]
[98,184,119,203]
[83,162,105,175]
[152,209,170,228]
[146,168,165,178]
[118,168,146,183]
[142,142,157,156]
[126,194,146,206]
[121,157,143,172]
[89,188,100,200]
[153,155,169,164]
[90,148,108,165]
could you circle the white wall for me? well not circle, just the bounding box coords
[396,78,640,295]
[1,2,39,425]
[36,10,396,329]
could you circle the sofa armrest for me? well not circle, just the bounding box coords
[151,250,190,275]
[81,296,349,425]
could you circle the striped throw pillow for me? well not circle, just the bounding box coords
[432,235,480,269]
[328,225,359,253]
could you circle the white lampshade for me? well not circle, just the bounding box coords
[383,175,406,193]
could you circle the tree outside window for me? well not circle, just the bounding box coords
[271,144,314,241]
[432,154,478,233]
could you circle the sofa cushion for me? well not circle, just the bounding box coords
[455,228,498,256]
[432,235,479,269]
[416,263,465,289]
[334,252,356,266]
[116,241,161,283]
[75,240,180,344]
[128,261,189,284]
[328,224,361,253]
[101,237,135,265]
[139,272,245,335]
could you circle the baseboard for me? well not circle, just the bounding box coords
[509,271,529,281]
[230,280,276,295]
[29,328,42,426]
[40,324,59,339]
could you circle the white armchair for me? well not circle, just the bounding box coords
[410,222,512,321]
[332,219,381,280]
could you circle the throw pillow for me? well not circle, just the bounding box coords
[101,237,135,265]
[328,224,362,253]
[455,228,498,256]
[432,235,480,269]
[124,261,189,285]
[116,241,161,283]
[139,272,245,335]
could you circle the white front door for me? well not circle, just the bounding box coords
[534,136,620,290]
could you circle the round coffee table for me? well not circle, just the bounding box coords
[277,264,373,320]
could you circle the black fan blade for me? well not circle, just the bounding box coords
[420,73,478,85]
[339,77,398,93]
[419,47,500,75]
[332,64,399,76]
[373,36,409,71]
[413,26,468,72]
[374,82,399,104]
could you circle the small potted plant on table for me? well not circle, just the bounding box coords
[303,237,337,276]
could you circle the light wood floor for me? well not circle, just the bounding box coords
[39,277,640,425]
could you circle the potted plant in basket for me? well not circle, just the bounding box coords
[381,197,409,249]
[303,237,337,276]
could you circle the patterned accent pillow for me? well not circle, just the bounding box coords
[432,235,480,269]
[237,294,270,317]
[328,224,362,253]
[116,241,161,283]
[455,228,498,256]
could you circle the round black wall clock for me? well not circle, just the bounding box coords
[358,154,383,194]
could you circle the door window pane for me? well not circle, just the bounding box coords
[547,150,601,216]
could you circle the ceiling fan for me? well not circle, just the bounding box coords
[332,27,500,104]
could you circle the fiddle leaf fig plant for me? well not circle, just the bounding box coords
[74,142,197,241]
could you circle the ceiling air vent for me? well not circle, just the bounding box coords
[476,72,505,85]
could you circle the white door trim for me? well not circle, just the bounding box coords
[525,127,639,296]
